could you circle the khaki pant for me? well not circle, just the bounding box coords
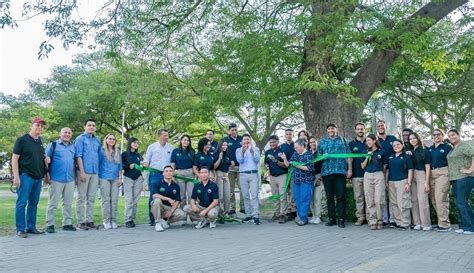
[216,171,231,215]
[389,180,412,227]
[229,167,244,211]
[311,183,324,218]
[411,170,432,227]
[184,204,219,222]
[46,181,75,226]
[99,179,119,223]
[76,173,99,224]
[351,177,366,221]
[287,178,296,213]
[363,172,385,225]
[123,176,143,222]
[269,174,288,216]
[430,167,451,228]
[175,168,195,206]
[151,198,186,223]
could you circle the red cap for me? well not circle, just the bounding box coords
[32,117,46,125]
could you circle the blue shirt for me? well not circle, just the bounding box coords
[99,149,122,180]
[365,149,387,173]
[224,135,243,166]
[209,140,218,156]
[317,136,350,176]
[429,143,452,169]
[171,148,194,169]
[191,181,219,207]
[46,140,76,183]
[410,148,431,171]
[264,147,288,177]
[281,142,295,159]
[236,147,261,172]
[387,153,414,181]
[214,152,231,173]
[193,152,214,170]
[152,179,181,206]
[75,132,101,174]
[290,150,315,184]
[378,135,397,156]
[121,151,142,180]
[349,139,367,178]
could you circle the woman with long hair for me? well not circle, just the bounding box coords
[171,134,195,205]
[99,133,122,229]
[361,134,387,230]
[408,132,432,231]
[213,139,231,218]
[308,136,323,224]
[121,137,143,228]
[193,137,216,180]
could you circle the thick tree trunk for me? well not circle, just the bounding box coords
[301,0,467,139]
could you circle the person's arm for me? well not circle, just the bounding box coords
[424,163,431,192]
[405,169,414,192]
[117,155,123,187]
[75,137,87,182]
[361,156,369,170]
[252,147,260,163]
[44,142,52,165]
[143,145,152,167]
[190,198,199,212]
[11,154,20,187]
[213,152,223,169]
[345,141,352,178]
[460,143,474,174]
[121,152,131,171]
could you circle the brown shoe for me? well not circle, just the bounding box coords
[370,225,377,230]
[278,215,287,224]
[377,223,384,230]
[354,219,365,226]
[86,222,97,229]
[77,223,89,230]
[16,231,28,238]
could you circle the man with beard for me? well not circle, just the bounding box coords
[349,122,368,225]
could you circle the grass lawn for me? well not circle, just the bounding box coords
[0,190,274,236]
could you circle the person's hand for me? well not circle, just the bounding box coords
[460,168,472,174]
[405,151,413,156]
[44,157,51,165]
[404,183,411,193]
[199,209,207,217]
[142,162,149,167]
[278,152,286,160]
[191,205,199,212]
[346,169,353,179]
[424,182,430,193]
[367,151,373,155]
[168,199,176,206]
[44,174,51,185]
[316,178,322,187]
[13,176,20,188]
[79,171,87,182]
[219,152,223,160]
[268,154,276,162]
[130,164,135,169]
[230,161,235,168]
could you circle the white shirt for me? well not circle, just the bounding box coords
[144,142,174,170]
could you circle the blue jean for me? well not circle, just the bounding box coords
[452,177,474,232]
[293,182,314,224]
[148,172,163,223]
[15,173,42,232]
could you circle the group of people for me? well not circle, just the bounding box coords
[11,117,473,238]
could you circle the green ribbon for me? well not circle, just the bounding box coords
[133,164,200,184]
[268,153,371,201]
[218,214,240,223]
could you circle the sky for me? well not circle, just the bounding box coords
[0,0,102,96]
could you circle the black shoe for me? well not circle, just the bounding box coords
[62,225,76,231]
[398,226,409,231]
[16,231,28,238]
[149,221,154,226]
[217,218,225,224]
[26,229,45,234]
[326,218,336,226]
[239,209,245,214]
[46,225,55,233]
[389,222,398,228]
[242,217,254,223]
[287,212,297,221]
[228,210,236,215]
[278,215,287,224]
[271,214,279,221]
[125,221,134,228]
[337,219,345,228]
[131,220,136,227]
[437,227,451,232]
[253,218,260,225]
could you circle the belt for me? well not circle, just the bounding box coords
[240,170,258,174]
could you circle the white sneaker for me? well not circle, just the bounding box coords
[314,217,322,224]
[455,229,464,234]
[463,231,473,235]
[413,225,421,231]
[209,221,217,228]
[111,222,118,229]
[154,222,164,232]
[195,218,209,229]
[422,226,432,231]
[161,220,170,229]
[103,222,112,229]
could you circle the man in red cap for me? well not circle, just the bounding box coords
[11,117,48,238]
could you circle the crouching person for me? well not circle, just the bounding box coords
[150,165,186,232]
[184,167,219,229]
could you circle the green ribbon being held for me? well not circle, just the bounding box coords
[268,153,371,201]
[133,163,200,184]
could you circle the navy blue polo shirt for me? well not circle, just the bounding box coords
[214,152,231,173]
[349,139,367,178]
[151,179,181,206]
[171,148,194,169]
[429,143,452,169]
[280,142,295,159]
[224,135,242,166]
[387,153,414,181]
[365,149,387,173]
[191,181,219,207]
[193,152,214,170]
[264,147,288,177]
[209,140,218,156]
[410,148,431,171]
[378,135,397,156]
[121,151,142,180]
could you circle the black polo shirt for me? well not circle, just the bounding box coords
[191,181,219,207]
[12,134,46,179]
[152,179,181,206]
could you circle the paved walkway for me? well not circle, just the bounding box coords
[1,221,473,272]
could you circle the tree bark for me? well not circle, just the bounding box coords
[301,0,468,139]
